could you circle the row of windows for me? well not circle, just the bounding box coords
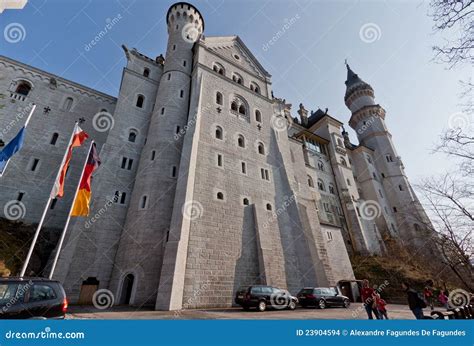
[212,62,261,95]
[214,126,266,154]
[215,153,270,182]
[215,92,262,123]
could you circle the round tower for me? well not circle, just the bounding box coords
[109,2,205,306]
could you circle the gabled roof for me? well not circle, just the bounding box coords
[201,36,271,79]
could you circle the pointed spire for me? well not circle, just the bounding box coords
[345,60,363,87]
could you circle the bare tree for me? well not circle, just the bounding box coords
[430,0,474,67]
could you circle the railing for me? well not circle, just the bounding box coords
[10,92,27,101]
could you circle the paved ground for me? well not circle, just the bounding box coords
[68,304,421,320]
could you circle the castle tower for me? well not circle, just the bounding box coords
[108,2,204,306]
[344,63,429,242]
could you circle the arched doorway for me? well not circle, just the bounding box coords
[119,274,134,305]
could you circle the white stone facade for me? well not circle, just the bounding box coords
[0,2,432,310]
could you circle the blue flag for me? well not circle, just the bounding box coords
[0,127,26,175]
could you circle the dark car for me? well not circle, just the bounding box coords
[235,285,298,312]
[0,277,68,319]
[297,287,350,309]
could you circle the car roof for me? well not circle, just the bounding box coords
[0,277,60,283]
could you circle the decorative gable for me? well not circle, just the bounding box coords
[203,36,270,79]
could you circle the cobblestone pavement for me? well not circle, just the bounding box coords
[68,304,423,320]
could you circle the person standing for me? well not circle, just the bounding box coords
[402,282,426,319]
[438,290,449,309]
[423,282,434,310]
[361,279,380,319]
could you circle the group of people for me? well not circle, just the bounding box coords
[361,279,451,320]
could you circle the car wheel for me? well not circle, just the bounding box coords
[258,301,267,312]
[343,299,350,308]
[288,301,297,310]
[318,299,326,309]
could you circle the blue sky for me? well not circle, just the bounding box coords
[1,0,469,182]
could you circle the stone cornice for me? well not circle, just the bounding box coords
[349,104,385,128]
[0,55,117,104]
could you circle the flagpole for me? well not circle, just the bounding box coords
[0,104,36,178]
[49,140,94,280]
[20,122,79,277]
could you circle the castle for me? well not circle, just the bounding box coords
[0,2,432,310]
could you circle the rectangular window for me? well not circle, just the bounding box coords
[140,196,147,209]
[176,126,180,134]
[167,73,171,80]
[327,231,333,241]
[171,166,177,178]
[30,158,39,171]
[151,150,156,161]
[50,198,57,210]
[161,107,165,115]
[121,157,127,169]
[120,192,126,204]
[217,154,223,167]
[127,159,133,170]
[183,60,186,67]
[261,168,265,179]
[180,90,184,98]
[17,192,24,201]
[241,161,246,174]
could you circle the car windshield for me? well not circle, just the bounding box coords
[299,288,313,294]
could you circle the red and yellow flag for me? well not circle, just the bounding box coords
[71,142,101,217]
[50,124,88,198]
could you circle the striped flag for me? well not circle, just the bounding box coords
[71,142,101,217]
[50,124,88,198]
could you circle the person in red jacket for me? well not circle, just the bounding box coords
[360,279,380,319]
[376,295,389,319]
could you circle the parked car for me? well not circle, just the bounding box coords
[235,285,298,312]
[0,277,68,319]
[297,287,350,309]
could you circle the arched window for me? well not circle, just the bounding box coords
[216,92,223,105]
[143,68,150,77]
[232,73,243,85]
[243,198,249,206]
[63,97,74,111]
[231,101,238,112]
[308,175,314,188]
[15,82,31,96]
[346,178,351,186]
[255,110,262,123]
[317,179,325,191]
[398,184,404,191]
[212,63,225,76]
[340,157,347,167]
[136,95,145,108]
[215,126,223,140]
[386,154,394,163]
[128,130,137,143]
[237,135,245,148]
[238,104,246,115]
[337,138,343,147]
[328,184,335,194]
[317,161,324,171]
[217,192,224,200]
[257,142,265,155]
[50,133,59,145]
[266,203,272,211]
[250,82,260,94]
